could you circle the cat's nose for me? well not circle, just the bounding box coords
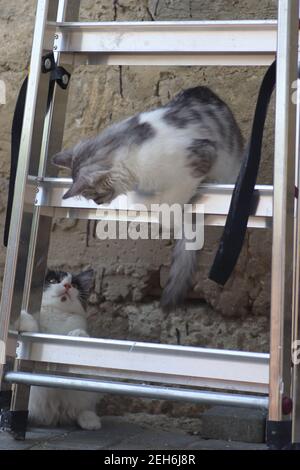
[64,283,72,291]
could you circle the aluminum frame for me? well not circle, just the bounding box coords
[0,0,299,446]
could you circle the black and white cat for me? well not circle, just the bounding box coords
[52,87,244,310]
[17,268,102,430]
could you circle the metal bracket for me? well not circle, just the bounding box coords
[42,52,71,89]
[41,52,56,73]
[51,66,71,90]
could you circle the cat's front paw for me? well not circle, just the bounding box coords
[17,310,39,333]
[67,329,89,337]
[77,410,101,430]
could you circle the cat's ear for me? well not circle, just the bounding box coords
[75,269,94,292]
[52,148,73,169]
[62,175,90,199]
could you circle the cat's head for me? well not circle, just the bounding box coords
[52,139,116,205]
[42,268,94,315]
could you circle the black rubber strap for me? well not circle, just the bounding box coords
[3,76,28,247]
[209,60,276,285]
[3,55,71,247]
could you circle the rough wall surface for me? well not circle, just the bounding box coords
[0,1,276,417]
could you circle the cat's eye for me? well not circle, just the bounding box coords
[48,278,58,284]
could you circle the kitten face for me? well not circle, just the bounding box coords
[42,269,94,314]
[52,115,154,205]
[52,148,114,204]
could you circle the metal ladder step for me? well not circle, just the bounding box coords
[29,178,273,228]
[47,20,279,66]
[4,371,269,409]
[7,331,269,394]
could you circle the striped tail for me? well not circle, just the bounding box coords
[160,236,198,312]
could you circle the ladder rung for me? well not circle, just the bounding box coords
[8,332,269,394]
[4,371,269,409]
[28,178,273,228]
[46,20,278,66]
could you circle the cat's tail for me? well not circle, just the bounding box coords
[160,235,198,312]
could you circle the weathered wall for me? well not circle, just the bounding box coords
[0,1,276,395]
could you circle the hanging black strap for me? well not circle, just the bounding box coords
[3,53,71,247]
[3,76,28,247]
[209,60,276,285]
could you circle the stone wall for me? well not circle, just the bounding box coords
[0,1,276,376]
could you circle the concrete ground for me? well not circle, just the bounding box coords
[0,416,267,450]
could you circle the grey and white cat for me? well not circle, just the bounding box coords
[52,87,244,310]
[17,268,102,430]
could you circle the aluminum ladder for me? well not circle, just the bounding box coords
[0,0,299,449]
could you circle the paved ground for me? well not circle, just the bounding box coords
[0,416,267,450]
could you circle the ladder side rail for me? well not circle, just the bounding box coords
[21,1,80,317]
[268,0,299,437]
[0,0,55,384]
[292,45,300,448]
[8,0,81,430]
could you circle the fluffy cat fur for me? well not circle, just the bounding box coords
[17,268,102,430]
[52,87,244,311]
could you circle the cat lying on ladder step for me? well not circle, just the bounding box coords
[52,87,244,311]
[16,268,102,430]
